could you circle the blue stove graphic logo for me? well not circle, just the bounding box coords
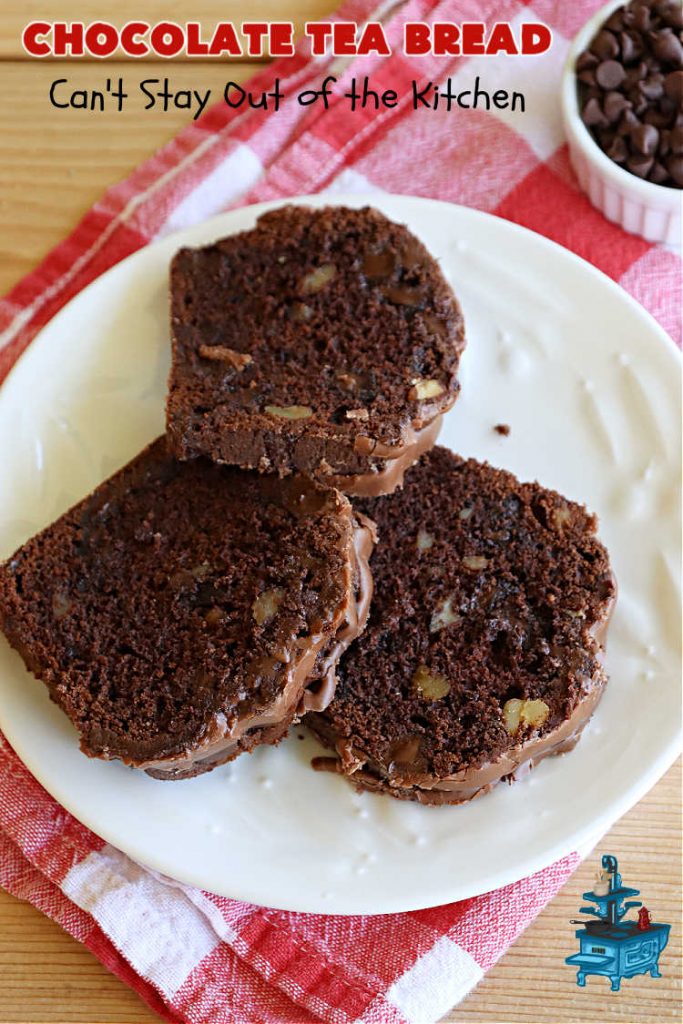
[565,854,671,992]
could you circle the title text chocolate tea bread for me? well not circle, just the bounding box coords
[167,205,466,495]
[0,439,374,779]
[307,447,615,805]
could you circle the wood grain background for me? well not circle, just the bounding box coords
[0,5,680,1022]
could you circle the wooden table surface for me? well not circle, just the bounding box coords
[0,6,681,1022]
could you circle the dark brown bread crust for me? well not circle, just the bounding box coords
[0,438,373,778]
[166,205,466,494]
[307,448,616,804]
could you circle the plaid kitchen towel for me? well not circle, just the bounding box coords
[0,1,680,1022]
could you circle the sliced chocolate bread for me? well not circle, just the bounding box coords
[307,447,615,805]
[0,439,374,779]
[167,205,466,495]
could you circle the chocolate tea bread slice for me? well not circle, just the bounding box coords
[307,447,615,805]
[167,205,466,495]
[0,439,374,779]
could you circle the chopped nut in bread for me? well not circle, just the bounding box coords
[502,697,550,735]
[409,379,445,401]
[198,345,253,370]
[265,405,313,420]
[252,587,285,626]
[430,596,461,633]
[300,264,336,294]
[412,664,451,700]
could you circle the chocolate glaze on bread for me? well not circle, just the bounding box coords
[307,448,616,805]
[167,205,466,495]
[0,439,374,779]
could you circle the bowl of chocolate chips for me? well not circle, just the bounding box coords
[562,0,682,244]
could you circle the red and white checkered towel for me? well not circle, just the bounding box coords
[0,2,680,1022]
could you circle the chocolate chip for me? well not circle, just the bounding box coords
[618,108,641,133]
[576,51,599,72]
[640,74,665,100]
[596,126,617,149]
[666,154,683,184]
[606,135,629,163]
[619,31,642,63]
[658,127,671,154]
[362,249,396,279]
[624,62,649,88]
[606,10,627,33]
[629,91,649,116]
[627,153,655,176]
[632,4,652,32]
[643,105,673,126]
[596,59,627,88]
[582,85,602,104]
[649,160,669,182]
[582,96,608,127]
[663,3,683,31]
[664,70,683,104]
[670,125,683,152]
[631,122,660,153]
[604,90,632,122]
[591,30,620,60]
[651,28,683,64]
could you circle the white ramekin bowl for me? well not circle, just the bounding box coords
[561,0,682,246]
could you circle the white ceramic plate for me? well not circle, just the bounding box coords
[0,195,680,915]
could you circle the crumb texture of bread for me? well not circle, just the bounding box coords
[0,438,359,773]
[166,205,465,485]
[307,447,615,801]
